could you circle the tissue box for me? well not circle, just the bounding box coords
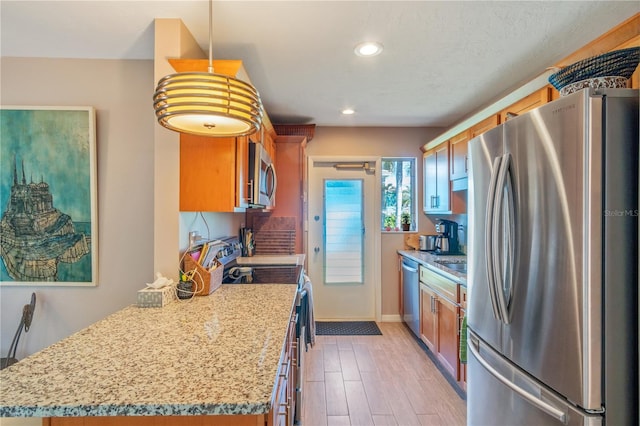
[137,285,176,307]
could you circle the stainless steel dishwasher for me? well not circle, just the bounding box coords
[401,256,420,337]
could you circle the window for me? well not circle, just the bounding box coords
[324,179,364,284]
[381,158,416,232]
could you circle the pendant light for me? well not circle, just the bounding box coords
[153,0,263,137]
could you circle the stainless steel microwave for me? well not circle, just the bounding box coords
[248,142,277,208]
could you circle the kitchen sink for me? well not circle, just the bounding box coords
[434,262,467,274]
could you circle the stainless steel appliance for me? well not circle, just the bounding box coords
[467,88,638,425]
[419,234,438,251]
[401,256,420,337]
[248,142,277,208]
[434,219,461,255]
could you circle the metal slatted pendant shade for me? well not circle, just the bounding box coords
[153,0,263,137]
[153,72,262,137]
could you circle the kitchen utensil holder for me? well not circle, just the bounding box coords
[183,256,223,296]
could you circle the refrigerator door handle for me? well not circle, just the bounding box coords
[469,337,568,423]
[485,156,503,321]
[492,153,515,324]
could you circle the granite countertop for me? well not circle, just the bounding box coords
[0,284,298,418]
[398,249,467,286]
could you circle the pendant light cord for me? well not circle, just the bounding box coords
[208,0,214,73]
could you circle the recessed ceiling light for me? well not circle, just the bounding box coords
[354,41,383,57]
[342,108,355,115]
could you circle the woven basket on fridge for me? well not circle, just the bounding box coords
[548,46,640,90]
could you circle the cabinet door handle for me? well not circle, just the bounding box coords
[247,180,254,204]
[464,155,468,173]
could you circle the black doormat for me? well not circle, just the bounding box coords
[315,321,382,336]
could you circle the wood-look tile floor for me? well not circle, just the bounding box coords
[301,322,467,426]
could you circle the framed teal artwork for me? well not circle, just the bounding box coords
[0,106,98,286]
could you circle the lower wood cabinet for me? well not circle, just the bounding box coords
[419,265,464,388]
[435,295,458,379]
[420,283,437,353]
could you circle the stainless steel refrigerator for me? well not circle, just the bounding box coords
[467,88,638,425]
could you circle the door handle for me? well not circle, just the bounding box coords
[314,247,320,253]
[492,153,513,324]
[485,156,503,322]
[468,337,567,423]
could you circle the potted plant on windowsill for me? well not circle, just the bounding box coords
[384,214,396,232]
[401,212,411,231]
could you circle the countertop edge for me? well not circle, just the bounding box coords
[398,250,467,286]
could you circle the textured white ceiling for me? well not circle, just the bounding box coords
[1,1,638,127]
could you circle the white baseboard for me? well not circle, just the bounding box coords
[380,314,402,322]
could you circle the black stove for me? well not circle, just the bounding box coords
[223,264,303,284]
[214,236,303,285]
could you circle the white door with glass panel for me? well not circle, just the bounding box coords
[307,158,380,321]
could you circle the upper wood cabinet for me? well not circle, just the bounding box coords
[273,135,308,255]
[180,134,250,212]
[449,131,469,181]
[499,87,552,123]
[423,142,450,214]
[469,114,500,139]
[612,35,640,89]
[250,129,277,165]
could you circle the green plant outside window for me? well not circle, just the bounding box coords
[381,158,416,232]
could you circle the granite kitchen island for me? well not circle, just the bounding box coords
[0,284,299,425]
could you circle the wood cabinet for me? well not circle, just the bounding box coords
[469,114,500,139]
[180,134,250,212]
[499,87,551,123]
[612,35,640,89]
[420,283,437,353]
[419,266,459,379]
[251,127,277,165]
[449,131,469,181]
[423,142,450,213]
[273,314,297,426]
[273,135,308,255]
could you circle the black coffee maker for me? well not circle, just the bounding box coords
[434,219,460,255]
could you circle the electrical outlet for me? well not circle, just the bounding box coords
[189,231,199,246]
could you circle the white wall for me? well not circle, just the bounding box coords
[0,57,155,358]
